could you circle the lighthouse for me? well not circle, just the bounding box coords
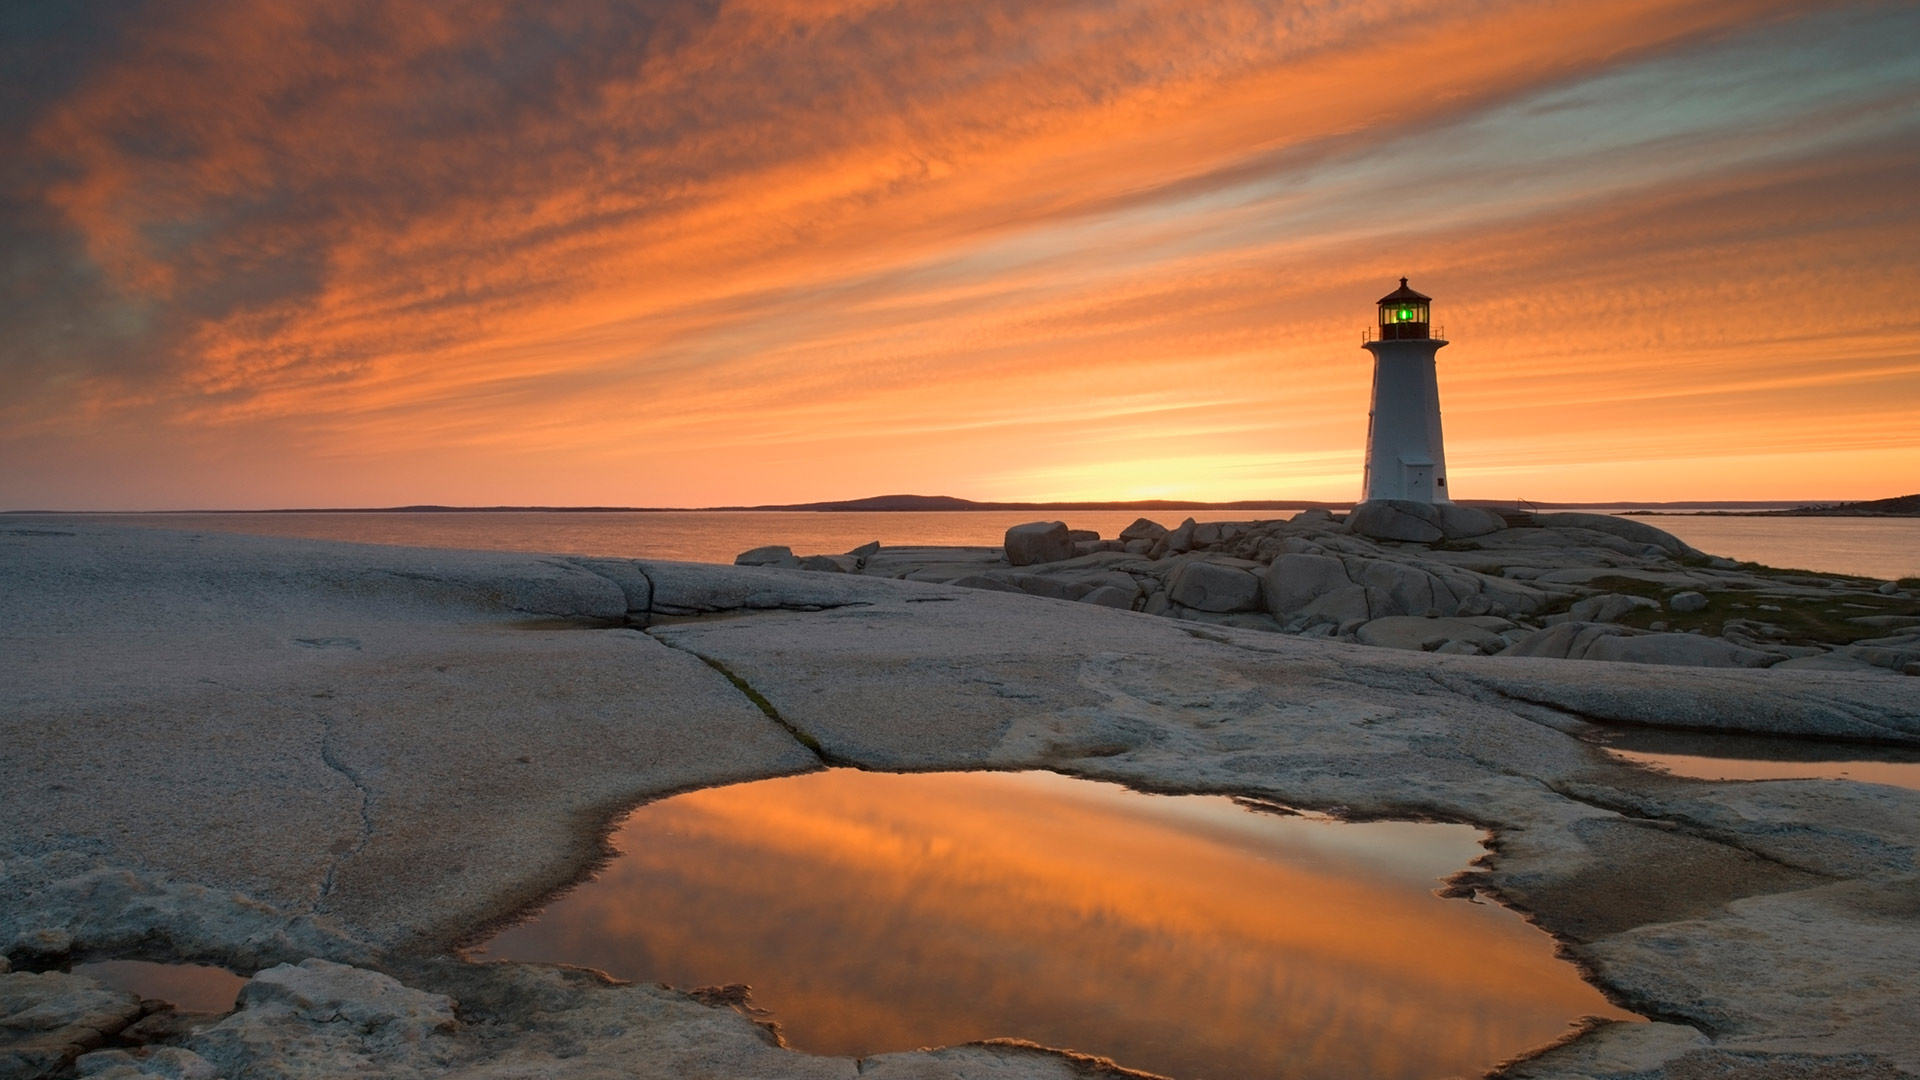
[1360,278,1450,504]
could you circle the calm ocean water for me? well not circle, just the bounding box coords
[24,508,1920,580]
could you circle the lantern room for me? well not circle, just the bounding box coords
[1376,277,1431,340]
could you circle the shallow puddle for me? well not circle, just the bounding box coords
[474,769,1631,1080]
[1596,728,1920,790]
[73,960,247,1013]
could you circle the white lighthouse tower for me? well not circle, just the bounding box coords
[1360,278,1450,504]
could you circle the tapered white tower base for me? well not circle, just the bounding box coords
[1360,335,1451,504]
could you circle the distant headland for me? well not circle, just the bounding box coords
[1624,493,1920,517]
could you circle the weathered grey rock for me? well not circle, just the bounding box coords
[1531,513,1700,558]
[1121,538,1154,555]
[77,1045,222,1079]
[1079,586,1137,610]
[1003,522,1074,567]
[1262,553,1351,618]
[7,524,1920,1080]
[1437,504,1506,539]
[1499,623,1781,668]
[1288,508,1340,527]
[1569,593,1661,623]
[1356,616,1505,653]
[1164,517,1198,554]
[1881,581,1903,595]
[1847,614,1920,629]
[0,971,145,1079]
[733,545,794,567]
[1667,590,1709,613]
[1498,622,1624,660]
[1163,560,1262,613]
[1346,500,1444,543]
[993,574,1095,602]
[949,575,1026,595]
[794,554,857,573]
[1117,518,1168,542]
[1833,643,1920,673]
[1582,632,1780,668]
[845,541,881,565]
[1772,652,1899,675]
[1300,584,1393,633]
[1345,558,1447,617]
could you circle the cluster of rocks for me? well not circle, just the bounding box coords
[7,523,1920,1080]
[739,500,1919,675]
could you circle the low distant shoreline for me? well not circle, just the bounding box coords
[7,494,1888,515]
[1624,493,1920,518]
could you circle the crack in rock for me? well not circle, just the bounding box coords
[315,709,377,911]
[641,630,851,768]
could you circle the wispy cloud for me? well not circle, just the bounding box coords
[4,0,1916,507]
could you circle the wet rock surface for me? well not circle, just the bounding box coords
[3,523,1918,1079]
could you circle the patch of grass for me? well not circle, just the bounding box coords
[1899,576,1920,591]
[1733,561,1879,586]
[1585,575,1667,599]
[1608,587,1920,646]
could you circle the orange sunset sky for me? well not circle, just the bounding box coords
[4,0,1917,509]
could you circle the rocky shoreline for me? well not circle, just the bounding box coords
[3,522,1917,1079]
[736,500,1920,680]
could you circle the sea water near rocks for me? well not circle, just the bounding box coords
[473,769,1632,1080]
[26,508,1920,578]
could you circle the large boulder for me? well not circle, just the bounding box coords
[794,554,857,573]
[1164,560,1263,613]
[1118,518,1168,541]
[1079,585,1137,610]
[1164,517,1199,554]
[1346,500,1443,543]
[1668,591,1709,613]
[1003,521,1074,566]
[1356,616,1506,653]
[1263,553,1352,618]
[1344,558,1446,616]
[734,545,794,566]
[1532,513,1701,558]
[1437,504,1506,539]
[1498,623,1780,667]
[1568,593,1660,623]
[1300,585,1393,632]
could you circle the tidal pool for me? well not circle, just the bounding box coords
[1596,728,1920,790]
[474,769,1633,1080]
[72,960,247,1013]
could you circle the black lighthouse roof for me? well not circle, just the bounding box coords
[1377,277,1431,304]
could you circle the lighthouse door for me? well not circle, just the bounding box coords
[1402,461,1434,502]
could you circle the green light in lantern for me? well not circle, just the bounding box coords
[1398,308,1412,321]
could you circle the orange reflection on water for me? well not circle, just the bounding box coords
[72,960,247,1014]
[477,770,1632,1079]
[1606,750,1920,791]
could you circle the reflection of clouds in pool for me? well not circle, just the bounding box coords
[1606,749,1920,790]
[73,960,247,1013]
[478,769,1630,1080]
[1596,728,1920,791]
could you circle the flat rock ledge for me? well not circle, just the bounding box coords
[741,503,1920,678]
[4,523,1919,1079]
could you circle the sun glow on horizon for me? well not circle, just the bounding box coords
[3,1,1917,509]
